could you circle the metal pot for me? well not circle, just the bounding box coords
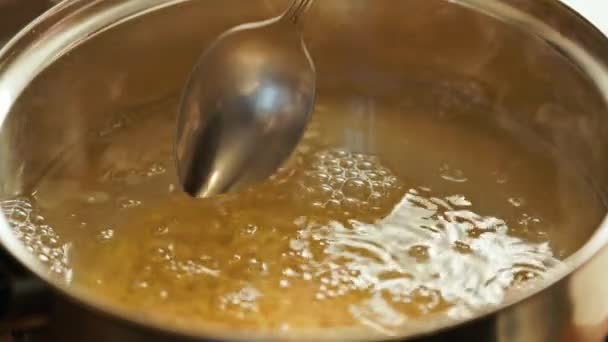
[0,0,608,341]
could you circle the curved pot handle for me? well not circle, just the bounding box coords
[0,248,49,332]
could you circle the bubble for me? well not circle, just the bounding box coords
[152,224,170,236]
[312,162,326,172]
[329,176,346,189]
[513,270,539,284]
[147,163,166,177]
[408,245,430,262]
[439,163,468,183]
[368,191,384,204]
[306,171,330,185]
[508,197,525,207]
[385,176,400,187]
[328,167,343,176]
[518,213,541,226]
[311,201,324,209]
[352,153,367,160]
[97,228,114,242]
[149,246,174,263]
[371,180,384,188]
[340,159,355,168]
[316,184,334,198]
[119,199,142,209]
[84,192,110,204]
[324,158,341,168]
[325,199,342,211]
[32,215,46,225]
[367,172,382,181]
[342,179,371,200]
[238,286,260,302]
[345,170,359,179]
[342,197,361,212]
[357,161,374,170]
[11,208,28,222]
[240,224,258,236]
[330,149,348,158]
[40,235,59,246]
[378,168,390,176]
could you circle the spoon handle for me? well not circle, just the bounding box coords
[282,0,314,24]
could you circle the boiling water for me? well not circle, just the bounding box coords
[2,98,604,335]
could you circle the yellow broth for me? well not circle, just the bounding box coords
[2,97,604,334]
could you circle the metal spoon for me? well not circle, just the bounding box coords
[176,0,315,198]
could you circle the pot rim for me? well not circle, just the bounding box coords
[0,0,608,340]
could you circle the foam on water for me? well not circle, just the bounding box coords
[1,198,72,282]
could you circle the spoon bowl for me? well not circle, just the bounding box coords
[176,0,315,198]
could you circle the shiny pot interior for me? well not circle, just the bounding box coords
[0,0,608,341]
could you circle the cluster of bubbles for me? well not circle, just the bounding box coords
[299,149,404,217]
[218,286,262,315]
[1,198,72,281]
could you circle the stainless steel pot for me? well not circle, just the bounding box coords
[0,0,608,341]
